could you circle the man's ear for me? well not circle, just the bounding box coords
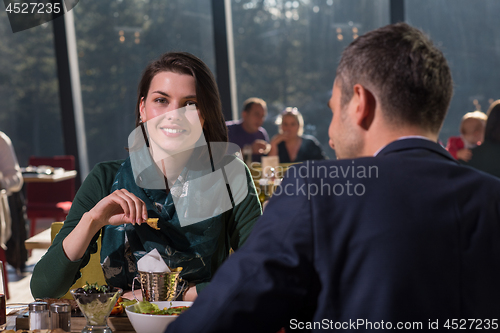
[353,84,376,131]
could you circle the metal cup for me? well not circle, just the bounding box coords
[132,267,185,302]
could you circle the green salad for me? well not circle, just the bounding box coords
[134,301,190,315]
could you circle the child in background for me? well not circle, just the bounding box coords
[446,111,488,161]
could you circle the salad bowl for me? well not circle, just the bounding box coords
[125,301,193,333]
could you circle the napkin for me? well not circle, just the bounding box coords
[137,249,171,273]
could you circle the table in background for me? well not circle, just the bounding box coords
[22,170,77,183]
[24,227,51,250]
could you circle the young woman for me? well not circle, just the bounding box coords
[31,52,261,300]
[268,107,326,163]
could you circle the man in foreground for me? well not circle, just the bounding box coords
[167,23,500,332]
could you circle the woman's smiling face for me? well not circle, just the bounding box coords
[139,71,205,160]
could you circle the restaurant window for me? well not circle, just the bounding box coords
[72,0,215,168]
[230,0,390,159]
[3,0,496,168]
[0,12,63,166]
[406,0,500,144]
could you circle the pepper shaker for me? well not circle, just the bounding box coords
[29,301,49,330]
[50,302,71,332]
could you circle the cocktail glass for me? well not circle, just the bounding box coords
[70,287,123,333]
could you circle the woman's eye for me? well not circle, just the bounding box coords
[155,98,167,104]
[185,101,197,107]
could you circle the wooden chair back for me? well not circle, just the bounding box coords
[50,222,106,299]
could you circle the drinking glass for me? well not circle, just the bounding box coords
[70,287,123,333]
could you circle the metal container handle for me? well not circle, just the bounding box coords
[131,276,141,302]
[174,278,187,301]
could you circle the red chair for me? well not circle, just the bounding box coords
[26,156,76,237]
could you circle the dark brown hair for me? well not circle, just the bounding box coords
[336,23,453,134]
[135,52,228,143]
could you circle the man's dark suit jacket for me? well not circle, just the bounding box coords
[167,138,500,332]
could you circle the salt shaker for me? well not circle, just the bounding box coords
[50,302,71,332]
[29,301,49,330]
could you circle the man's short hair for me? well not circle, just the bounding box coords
[242,97,267,113]
[336,22,453,134]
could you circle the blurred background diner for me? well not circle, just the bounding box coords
[226,97,270,162]
[445,110,487,162]
[463,100,500,178]
[0,0,499,308]
[268,107,326,163]
[0,130,25,290]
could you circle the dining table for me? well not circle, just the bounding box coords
[24,226,51,250]
[2,304,136,332]
[22,170,78,183]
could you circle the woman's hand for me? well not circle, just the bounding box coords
[270,133,287,146]
[89,189,148,229]
[268,134,287,156]
[183,283,198,302]
[456,148,472,162]
[123,289,143,301]
[62,189,148,261]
